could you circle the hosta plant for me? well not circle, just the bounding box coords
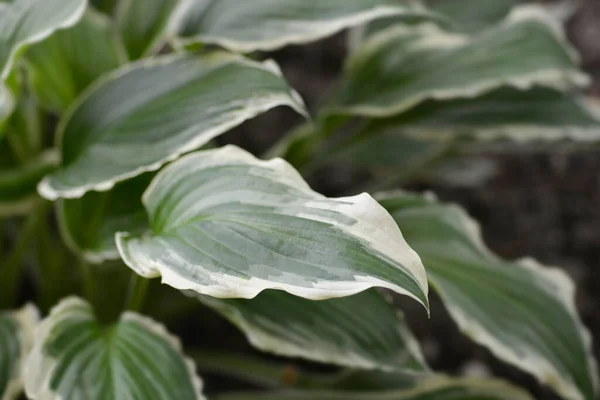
[0,0,598,399]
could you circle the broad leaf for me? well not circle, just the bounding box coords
[169,0,432,53]
[24,9,127,113]
[333,6,587,117]
[363,87,600,143]
[201,289,427,372]
[430,0,525,33]
[24,297,205,400]
[58,173,152,263]
[377,192,599,400]
[0,150,58,216]
[0,0,86,81]
[38,53,306,200]
[215,376,533,400]
[116,0,178,59]
[116,145,429,307]
[0,305,38,400]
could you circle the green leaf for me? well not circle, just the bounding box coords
[200,289,427,372]
[169,0,433,53]
[0,83,14,132]
[116,145,429,308]
[90,0,118,15]
[0,305,38,400]
[0,149,58,217]
[58,173,152,263]
[333,6,587,117]
[430,0,525,33]
[116,0,178,60]
[214,376,533,400]
[362,87,600,143]
[377,191,599,400]
[0,0,87,81]
[24,297,205,400]
[38,53,306,200]
[24,9,127,113]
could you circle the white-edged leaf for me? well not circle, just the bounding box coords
[430,0,525,33]
[116,0,178,59]
[365,87,600,143]
[116,145,429,307]
[24,9,127,113]
[24,297,205,400]
[0,83,13,132]
[38,53,306,200]
[0,0,87,81]
[58,173,152,263]
[333,5,588,117]
[215,376,533,400]
[0,304,39,400]
[169,0,433,53]
[376,191,599,400]
[200,289,428,372]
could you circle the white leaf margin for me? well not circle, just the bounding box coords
[335,4,590,118]
[377,190,599,400]
[36,52,307,201]
[23,296,205,400]
[116,145,429,307]
[0,83,14,130]
[1,0,87,81]
[167,0,433,53]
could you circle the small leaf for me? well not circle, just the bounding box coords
[377,191,599,400]
[38,53,306,200]
[24,9,127,113]
[201,289,427,372]
[116,145,429,308]
[116,0,178,59]
[0,305,39,400]
[215,376,533,400]
[333,6,587,117]
[169,0,432,53]
[0,0,87,81]
[24,297,205,400]
[58,173,153,263]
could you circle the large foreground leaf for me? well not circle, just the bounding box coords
[333,6,587,117]
[25,9,127,112]
[116,145,429,307]
[0,0,86,80]
[38,53,306,200]
[24,297,205,400]
[377,192,599,400]
[201,290,427,372]
[58,173,153,263]
[0,305,38,400]
[116,0,178,59]
[215,376,533,400]
[169,0,432,53]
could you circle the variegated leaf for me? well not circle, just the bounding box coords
[169,0,432,53]
[201,289,427,372]
[333,6,587,117]
[116,145,429,307]
[24,297,205,400]
[430,0,525,33]
[0,0,86,81]
[0,83,13,132]
[377,191,599,400]
[24,9,127,113]
[38,53,306,200]
[0,305,38,400]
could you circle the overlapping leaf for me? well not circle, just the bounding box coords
[38,53,306,200]
[25,9,127,112]
[377,191,599,400]
[0,305,38,400]
[24,297,205,400]
[430,0,525,33]
[116,145,429,307]
[201,290,427,372]
[169,0,432,53]
[0,0,86,81]
[333,6,587,117]
[58,173,153,263]
[116,0,178,59]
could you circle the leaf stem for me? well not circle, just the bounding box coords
[126,273,149,312]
